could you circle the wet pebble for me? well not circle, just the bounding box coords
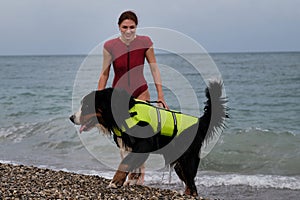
[0,163,211,199]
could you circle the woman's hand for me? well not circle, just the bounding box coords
[157,98,169,109]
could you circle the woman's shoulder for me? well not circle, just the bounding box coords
[104,37,119,46]
[104,37,121,51]
[136,35,153,47]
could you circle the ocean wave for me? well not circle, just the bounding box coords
[200,127,300,176]
[195,173,300,190]
[83,169,300,190]
[0,118,78,145]
[145,171,300,190]
[0,122,40,143]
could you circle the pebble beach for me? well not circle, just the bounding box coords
[0,163,208,200]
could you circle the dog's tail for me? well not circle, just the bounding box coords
[201,80,228,144]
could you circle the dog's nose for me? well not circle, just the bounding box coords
[69,115,75,124]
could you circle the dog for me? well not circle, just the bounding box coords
[70,81,227,196]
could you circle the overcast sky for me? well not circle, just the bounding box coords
[0,0,299,55]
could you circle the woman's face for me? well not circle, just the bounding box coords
[119,19,136,42]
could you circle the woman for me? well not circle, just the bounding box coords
[97,10,168,185]
[98,10,167,107]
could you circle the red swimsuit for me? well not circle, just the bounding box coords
[104,35,153,98]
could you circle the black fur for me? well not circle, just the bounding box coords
[70,81,228,196]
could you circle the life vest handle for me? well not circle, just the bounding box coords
[146,100,167,109]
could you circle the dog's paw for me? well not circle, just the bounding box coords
[123,179,138,186]
[107,181,118,189]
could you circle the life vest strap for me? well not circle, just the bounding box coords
[156,107,161,134]
[172,112,178,137]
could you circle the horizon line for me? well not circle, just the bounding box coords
[0,50,300,57]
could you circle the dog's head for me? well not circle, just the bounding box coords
[70,88,134,133]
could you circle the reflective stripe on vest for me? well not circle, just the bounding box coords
[122,100,198,137]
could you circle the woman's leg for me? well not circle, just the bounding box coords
[124,89,150,185]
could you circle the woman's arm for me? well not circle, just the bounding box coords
[146,46,168,109]
[98,48,112,90]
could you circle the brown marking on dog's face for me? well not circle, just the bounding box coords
[80,113,99,125]
[77,103,108,133]
[77,112,101,133]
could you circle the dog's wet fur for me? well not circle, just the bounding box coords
[70,81,228,196]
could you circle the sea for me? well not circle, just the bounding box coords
[0,52,299,199]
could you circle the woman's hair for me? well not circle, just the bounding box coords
[118,10,138,26]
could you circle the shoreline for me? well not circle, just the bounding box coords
[0,163,207,200]
[1,162,299,200]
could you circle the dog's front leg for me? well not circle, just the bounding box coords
[108,163,129,188]
[109,152,149,188]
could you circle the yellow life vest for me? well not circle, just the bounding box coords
[113,100,198,137]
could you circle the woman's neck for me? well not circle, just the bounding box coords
[119,35,136,46]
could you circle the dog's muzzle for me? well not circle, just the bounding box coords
[69,111,81,125]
